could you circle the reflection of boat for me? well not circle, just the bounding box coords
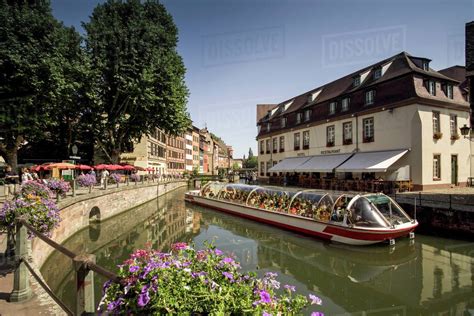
[185,182,418,245]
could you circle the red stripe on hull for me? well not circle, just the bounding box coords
[323,225,417,241]
[190,200,334,241]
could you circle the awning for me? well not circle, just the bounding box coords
[335,149,409,173]
[268,156,311,172]
[294,153,353,172]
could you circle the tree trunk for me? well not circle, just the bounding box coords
[5,146,18,172]
[110,149,121,164]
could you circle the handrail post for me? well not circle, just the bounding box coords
[10,221,32,302]
[74,254,96,315]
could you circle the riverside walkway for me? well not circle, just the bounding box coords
[0,178,187,316]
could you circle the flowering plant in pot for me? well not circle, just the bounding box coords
[99,243,323,315]
[130,173,140,182]
[77,174,97,187]
[47,179,71,198]
[18,181,52,199]
[110,173,122,184]
[433,132,443,140]
[0,190,61,238]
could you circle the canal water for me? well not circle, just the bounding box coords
[42,187,474,315]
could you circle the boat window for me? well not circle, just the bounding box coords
[247,187,293,212]
[288,191,332,221]
[218,184,259,205]
[347,197,389,228]
[201,182,226,199]
[365,195,412,225]
[331,195,352,222]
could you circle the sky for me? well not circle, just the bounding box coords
[51,0,474,158]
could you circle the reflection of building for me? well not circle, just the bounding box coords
[120,128,167,174]
[166,134,185,174]
[257,52,470,190]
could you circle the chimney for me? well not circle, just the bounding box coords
[466,21,474,126]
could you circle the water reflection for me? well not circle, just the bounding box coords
[42,188,474,315]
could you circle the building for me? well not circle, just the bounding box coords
[120,128,167,174]
[185,128,193,172]
[166,133,185,175]
[256,51,470,190]
[192,126,201,173]
[199,133,209,174]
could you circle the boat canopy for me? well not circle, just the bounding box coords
[200,182,413,228]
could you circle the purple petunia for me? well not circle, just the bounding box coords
[258,290,272,304]
[129,265,140,273]
[309,294,322,305]
[263,312,272,316]
[214,249,223,256]
[137,291,150,307]
[222,271,234,281]
[311,312,324,316]
[284,284,296,292]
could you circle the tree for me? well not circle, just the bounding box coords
[248,147,254,159]
[0,0,75,170]
[84,0,190,163]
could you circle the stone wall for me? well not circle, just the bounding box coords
[31,181,187,268]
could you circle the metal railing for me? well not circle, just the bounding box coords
[10,217,119,315]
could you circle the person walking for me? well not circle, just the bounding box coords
[100,169,109,189]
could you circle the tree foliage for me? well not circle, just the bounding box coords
[0,0,73,169]
[83,0,190,162]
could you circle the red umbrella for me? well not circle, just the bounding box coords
[134,166,146,171]
[75,164,93,171]
[94,164,109,170]
[120,165,136,171]
[106,164,124,171]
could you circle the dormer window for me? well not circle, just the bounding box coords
[365,90,375,105]
[427,80,436,96]
[341,97,350,112]
[304,109,312,122]
[296,113,302,124]
[445,84,453,99]
[373,67,382,80]
[353,75,361,87]
[281,117,287,128]
[329,101,337,115]
[422,60,429,71]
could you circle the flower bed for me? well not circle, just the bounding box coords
[100,243,323,315]
[18,181,52,199]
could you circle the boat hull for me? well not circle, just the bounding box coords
[185,193,418,246]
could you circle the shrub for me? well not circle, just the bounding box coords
[99,243,323,315]
[76,174,97,187]
[47,179,71,197]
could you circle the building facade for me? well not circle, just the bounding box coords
[185,129,193,172]
[166,134,185,175]
[120,128,167,175]
[192,126,201,173]
[257,52,470,190]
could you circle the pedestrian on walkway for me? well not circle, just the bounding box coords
[100,169,109,189]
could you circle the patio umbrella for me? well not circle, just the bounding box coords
[134,166,146,171]
[120,165,136,171]
[46,162,76,170]
[75,164,93,171]
[106,164,124,171]
[94,164,109,170]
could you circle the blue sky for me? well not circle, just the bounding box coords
[51,0,473,158]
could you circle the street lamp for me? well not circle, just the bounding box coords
[460,124,472,139]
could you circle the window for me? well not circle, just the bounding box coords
[329,102,337,115]
[296,113,302,124]
[281,117,287,128]
[279,136,285,152]
[266,162,271,175]
[433,154,441,180]
[260,161,265,176]
[365,90,375,105]
[343,122,352,145]
[266,139,270,154]
[273,138,278,153]
[260,140,264,155]
[303,131,310,149]
[363,117,374,142]
[304,109,312,122]
[445,84,453,99]
[432,111,440,134]
[373,67,382,80]
[294,132,301,150]
[450,114,458,137]
[266,122,271,132]
[353,75,361,87]
[326,125,335,147]
[422,60,429,71]
[427,80,436,96]
[341,97,350,112]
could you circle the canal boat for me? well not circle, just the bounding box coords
[185,182,418,246]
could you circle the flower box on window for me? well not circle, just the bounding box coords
[266,150,270,154]
[363,136,374,143]
[343,139,353,145]
[326,141,335,147]
[303,145,309,150]
[450,134,460,141]
[273,149,277,153]
[294,146,300,151]
[279,148,284,153]
[433,132,443,140]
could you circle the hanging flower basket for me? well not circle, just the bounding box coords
[433,132,443,140]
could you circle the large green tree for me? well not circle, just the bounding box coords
[84,0,190,163]
[0,0,87,170]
